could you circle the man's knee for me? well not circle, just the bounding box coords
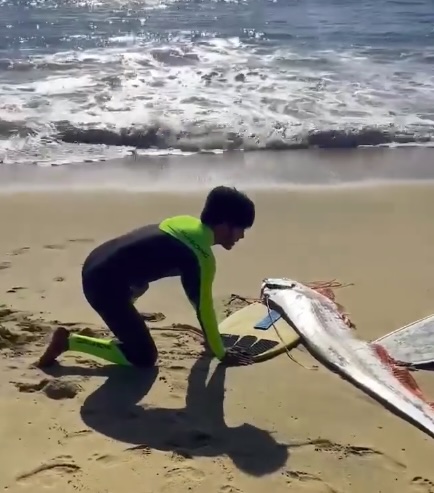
[120,334,158,368]
[129,282,150,303]
[127,347,158,368]
[142,346,158,368]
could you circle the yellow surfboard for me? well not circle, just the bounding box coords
[218,301,300,362]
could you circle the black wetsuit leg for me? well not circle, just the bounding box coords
[81,271,158,368]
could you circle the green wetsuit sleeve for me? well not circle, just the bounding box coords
[180,253,226,360]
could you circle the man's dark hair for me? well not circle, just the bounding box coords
[200,186,255,229]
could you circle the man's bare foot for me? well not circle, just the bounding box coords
[36,327,69,368]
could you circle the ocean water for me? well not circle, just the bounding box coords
[1,0,434,166]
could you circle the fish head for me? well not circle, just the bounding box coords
[260,277,309,299]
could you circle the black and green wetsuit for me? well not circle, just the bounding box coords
[69,215,225,367]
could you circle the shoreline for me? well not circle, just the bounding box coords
[1,146,434,192]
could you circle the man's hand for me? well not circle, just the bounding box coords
[220,346,254,366]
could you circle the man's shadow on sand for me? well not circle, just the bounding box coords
[43,355,290,476]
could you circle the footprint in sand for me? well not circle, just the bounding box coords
[43,244,65,250]
[310,438,405,470]
[411,476,434,493]
[16,456,81,485]
[0,326,39,350]
[216,458,234,482]
[124,444,153,456]
[12,378,50,393]
[65,429,93,439]
[165,363,189,372]
[6,286,27,293]
[67,238,94,244]
[141,311,166,323]
[10,246,30,256]
[12,377,82,400]
[219,485,243,493]
[70,355,105,368]
[0,261,11,270]
[160,344,203,362]
[0,308,50,349]
[285,470,325,483]
[168,380,188,394]
[17,319,50,333]
[41,379,83,400]
[164,464,205,483]
[170,450,193,461]
[159,332,181,339]
[89,452,119,467]
[0,307,32,322]
[164,425,214,451]
[284,470,338,493]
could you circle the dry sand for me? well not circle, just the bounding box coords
[1,184,434,493]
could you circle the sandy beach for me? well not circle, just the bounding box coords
[1,184,434,493]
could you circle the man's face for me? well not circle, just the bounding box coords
[217,224,246,250]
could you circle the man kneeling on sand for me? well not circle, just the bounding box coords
[37,186,255,369]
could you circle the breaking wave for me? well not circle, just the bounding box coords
[55,123,433,151]
[1,0,434,165]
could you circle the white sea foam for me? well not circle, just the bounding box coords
[1,32,434,165]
